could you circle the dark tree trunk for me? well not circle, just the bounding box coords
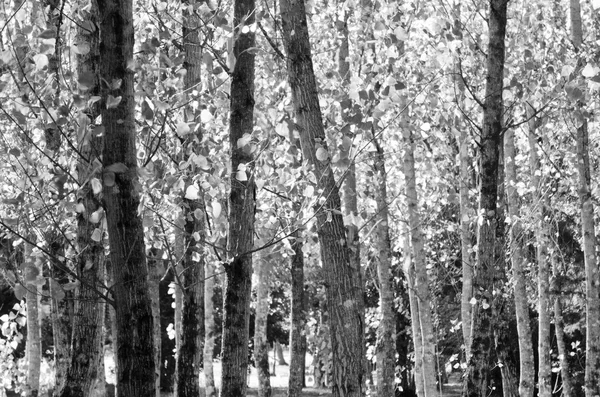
[98,0,155,395]
[462,0,508,396]
[279,0,365,395]
[288,229,306,397]
[220,0,256,393]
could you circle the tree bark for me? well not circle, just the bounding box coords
[504,122,534,397]
[288,228,307,397]
[372,135,396,397]
[220,0,256,393]
[98,0,156,394]
[204,261,216,397]
[255,257,272,397]
[147,252,162,397]
[463,1,507,396]
[25,243,41,397]
[279,0,365,395]
[403,128,438,397]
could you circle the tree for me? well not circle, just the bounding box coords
[279,0,365,395]
[254,254,272,397]
[98,0,156,394]
[463,0,508,396]
[220,0,257,392]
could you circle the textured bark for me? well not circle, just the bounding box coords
[553,296,573,397]
[402,226,424,397]
[175,3,206,396]
[279,0,365,395]
[504,125,534,397]
[255,258,272,397]
[526,105,551,397]
[570,2,600,395]
[220,0,256,393]
[98,0,156,394]
[463,1,507,396]
[59,1,105,393]
[147,252,162,397]
[288,229,307,397]
[25,244,41,397]
[403,129,437,397]
[372,136,396,397]
[203,262,216,397]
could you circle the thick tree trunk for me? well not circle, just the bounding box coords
[463,1,507,396]
[175,4,206,396]
[255,257,272,397]
[220,0,256,393]
[98,0,155,395]
[288,228,307,397]
[402,226,424,397]
[204,261,216,397]
[403,129,437,397]
[372,136,396,397]
[279,0,365,395]
[504,124,534,397]
[25,244,41,397]
[526,104,551,397]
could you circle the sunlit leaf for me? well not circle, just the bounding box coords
[177,122,191,136]
[91,178,102,194]
[91,228,103,242]
[212,201,222,218]
[316,147,329,161]
[185,185,200,200]
[106,95,122,109]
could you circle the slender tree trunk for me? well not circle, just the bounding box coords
[526,104,551,397]
[403,129,438,397]
[220,0,256,393]
[147,252,162,397]
[25,243,41,397]
[98,0,155,394]
[372,135,396,397]
[288,228,307,397]
[504,123,534,397]
[553,294,573,397]
[279,0,365,394]
[402,225,424,397]
[463,1,507,396]
[204,261,216,397]
[175,4,206,395]
[255,257,272,397]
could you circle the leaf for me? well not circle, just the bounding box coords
[90,178,102,194]
[103,171,116,187]
[105,163,128,173]
[62,281,80,291]
[201,109,213,123]
[316,147,329,161]
[185,185,200,200]
[8,148,20,157]
[89,209,103,224]
[303,185,314,197]
[212,201,222,218]
[75,202,85,213]
[24,265,39,283]
[141,100,154,120]
[177,122,191,136]
[14,284,26,301]
[111,79,123,89]
[236,170,247,181]
[582,63,599,78]
[33,54,48,71]
[72,42,90,55]
[38,28,56,39]
[237,133,252,148]
[106,95,122,109]
[276,120,292,137]
[91,228,103,242]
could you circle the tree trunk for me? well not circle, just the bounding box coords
[279,0,365,395]
[276,342,287,365]
[204,261,216,397]
[288,228,307,397]
[175,3,206,395]
[403,128,438,397]
[526,104,551,397]
[147,252,162,397]
[98,0,156,395]
[255,257,272,397]
[553,295,573,397]
[25,243,41,397]
[463,1,507,396]
[504,122,534,397]
[220,0,256,393]
[402,225,424,397]
[372,135,396,397]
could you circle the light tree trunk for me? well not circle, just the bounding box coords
[372,135,396,397]
[279,0,365,395]
[220,0,256,392]
[463,1,508,396]
[553,291,573,397]
[504,122,534,397]
[288,228,307,397]
[255,257,272,397]
[402,224,424,397]
[403,128,438,397]
[204,261,216,397]
[25,243,41,397]
[98,0,156,394]
[147,252,162,397]
[526,104,551,397]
